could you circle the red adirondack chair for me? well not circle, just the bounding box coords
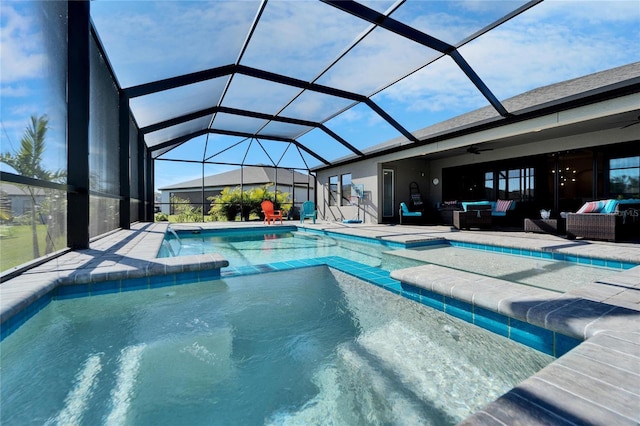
[261,200,283,225]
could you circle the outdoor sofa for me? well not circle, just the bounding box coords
[566,199,640,242]
[461,200,517,218]
[460,200,519,226]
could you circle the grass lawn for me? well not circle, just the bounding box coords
[0,224,65,272]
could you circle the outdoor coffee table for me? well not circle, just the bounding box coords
[524,218,566,235]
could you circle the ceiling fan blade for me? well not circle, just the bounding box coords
[620,121,640,129]
[466,145,493,154]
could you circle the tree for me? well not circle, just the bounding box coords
[0,115,63,257]
[0,190,11,222]
[170,195,203,222]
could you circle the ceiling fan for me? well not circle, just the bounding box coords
[619,115,640,129]
[466,145,493,155]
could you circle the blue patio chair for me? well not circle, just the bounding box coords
[399,202,422,224]
[300,201,317,224]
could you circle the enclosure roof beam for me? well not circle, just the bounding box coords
[140,105,364,157]
[321,0,510,117]
[365,99,420,143]
[123,64,236,98]
[148,129,331,166]
[126,61,416,156]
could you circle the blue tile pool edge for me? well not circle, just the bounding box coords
[447,240,637,270]
[1,256,582,358]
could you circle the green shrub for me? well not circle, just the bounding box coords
[170,195,205,222]
[155,212,169,221]
[208,184,291,221]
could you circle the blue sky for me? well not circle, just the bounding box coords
[2,1,639,192]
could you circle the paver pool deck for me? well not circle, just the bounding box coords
[1,221,638,425]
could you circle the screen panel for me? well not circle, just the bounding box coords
[91,1,261,88]
[129,77,228,127]
[240,1,372,81]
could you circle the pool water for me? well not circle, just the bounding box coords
[160,228,402,270]
[160,228,619,293]
[0,267,552,425]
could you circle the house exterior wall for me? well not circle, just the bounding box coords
[7,195,46,218]
[316,161,378,223]
[315,94,639,224]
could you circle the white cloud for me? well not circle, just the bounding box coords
[317,27,439,96]
[240,1,372,81]
[0,4,47,84]
[378,56,485,114]
[522,0,640,25]
[0,83,30,98]
[91,1,261,87]
[372,0,639,116]
[460,1,640,100]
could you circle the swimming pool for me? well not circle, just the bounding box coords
[160,227,623,293]
[0,267,552,425]
[159,227,408,270]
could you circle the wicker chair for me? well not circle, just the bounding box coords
[566,203,640,242]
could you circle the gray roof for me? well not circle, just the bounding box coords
[352,61,640,159]
[159,166,314,191]
[0,184,45,197]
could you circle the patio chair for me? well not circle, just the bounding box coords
[399,202,422,224]
[300,201,317,224]
[409,181,424,212]
[261,200,283,225]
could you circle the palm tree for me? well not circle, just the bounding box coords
[1,115,57,258]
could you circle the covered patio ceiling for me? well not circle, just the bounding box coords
[89,0,639,171]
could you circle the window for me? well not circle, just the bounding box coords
[329,176,338,206]
[340,174,352,206]
[610,156,639,197]
[498,170,507,199]
[523,167,535,199]
[484,172,494,199]
[499,168,535,200]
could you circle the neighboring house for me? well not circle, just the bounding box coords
[314,62,640,224]
[158,166,315,214]
[0,183,46,219]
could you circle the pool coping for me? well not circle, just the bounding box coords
[1,221,639,425]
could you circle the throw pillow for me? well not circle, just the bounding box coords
[602,199,618,214]
[495,199,513,212]
[576,201,603,214]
